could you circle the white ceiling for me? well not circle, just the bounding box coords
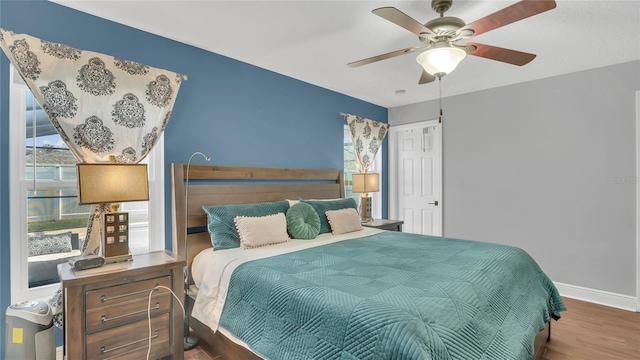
[51,0,640,108]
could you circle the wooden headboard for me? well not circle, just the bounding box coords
[171,164,345,267]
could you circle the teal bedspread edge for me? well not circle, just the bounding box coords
[218,231,566,360]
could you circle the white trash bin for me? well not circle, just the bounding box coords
[5,300,55,360]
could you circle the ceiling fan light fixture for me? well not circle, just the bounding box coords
[416,46,466,76]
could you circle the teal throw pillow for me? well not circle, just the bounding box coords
[300,198,358,234]
[203,201,290,251]
[286,202,321,239]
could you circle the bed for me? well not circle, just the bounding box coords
[171,163,565,360]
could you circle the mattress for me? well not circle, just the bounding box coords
[192,229,565,359]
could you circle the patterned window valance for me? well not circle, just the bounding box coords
[341,113,390,172]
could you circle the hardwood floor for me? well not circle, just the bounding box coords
[184,348,223,360]
[185,297,640,360]
[540,298,640,360]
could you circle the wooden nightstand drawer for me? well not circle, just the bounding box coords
[86,275,171,310]
[86,312,170,360]
[59,251,184,360]
[100,342,172,360]
[86,291,171,333]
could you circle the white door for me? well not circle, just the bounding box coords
[390,120,442,235]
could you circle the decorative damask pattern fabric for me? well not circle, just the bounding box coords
[41,40,82,60]
[40,80,78,118]
[112,93,146,128]
[0,28,185,327]
[27,232,73,257]
[0,28,184,166]
[342,113,390,172]
[114,58,149,75]
[76,57,116,96]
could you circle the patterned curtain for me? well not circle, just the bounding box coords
[0,28,185,325]
[0,28,184,255]
[341,113,390,172]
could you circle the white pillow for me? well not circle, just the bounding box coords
[234,213,290,249]
[325,208,363,235]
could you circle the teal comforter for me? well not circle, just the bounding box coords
[219,231,566,359]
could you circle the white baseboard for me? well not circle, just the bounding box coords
[554,282,638,312]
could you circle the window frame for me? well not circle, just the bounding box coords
[9,66,165,302]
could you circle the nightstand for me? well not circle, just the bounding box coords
[362,219,404,232]
[58,251,185,360]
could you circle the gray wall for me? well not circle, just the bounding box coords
[390,60,640,296]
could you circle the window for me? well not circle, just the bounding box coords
[344,125,382,219]
[9,67,164,302]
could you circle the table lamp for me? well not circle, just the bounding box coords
[352,172,379,222]
[77,161,149,263]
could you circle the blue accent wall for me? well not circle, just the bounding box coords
[0,0,387,352]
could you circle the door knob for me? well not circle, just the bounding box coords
[428,200,439,206]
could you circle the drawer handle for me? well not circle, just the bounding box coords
[100,330,159,354]
[101,302,161,323]
[100,284,159,303]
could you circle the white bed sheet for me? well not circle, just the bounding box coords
[191,227,384,333]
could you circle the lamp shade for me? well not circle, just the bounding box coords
[77,163,149,205]
[416,46,466,76]
[352,173,380,193]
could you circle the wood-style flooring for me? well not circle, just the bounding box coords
[185,297,640,360]
[540,298,639,360]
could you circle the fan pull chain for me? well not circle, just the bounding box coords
[438,76,443,124]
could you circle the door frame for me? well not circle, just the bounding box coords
[636,90,640,311]
[389,119,443,234]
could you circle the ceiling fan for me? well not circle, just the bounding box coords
[348,0,557,84]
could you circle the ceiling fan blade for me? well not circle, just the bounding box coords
[462,42,536,66]
[419,70,436,85]
[348,46,425,68]
[372,7,436,37]
[458,0,556,38]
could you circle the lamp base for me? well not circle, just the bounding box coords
[359,195,373,222]
[102,211,132,261]
[184,334,199,351]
